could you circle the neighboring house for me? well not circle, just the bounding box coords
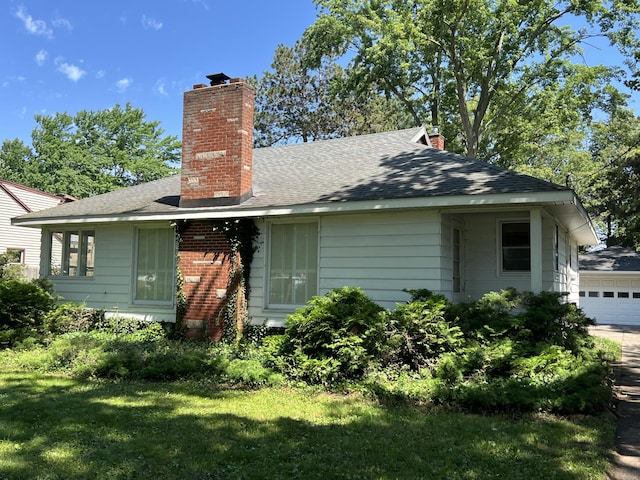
[12,74,599,339]
[579,246,640,325]
[1,179,67,279]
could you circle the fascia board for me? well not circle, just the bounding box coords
[11,190,578,227]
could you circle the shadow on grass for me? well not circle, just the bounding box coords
[0,371,612,480]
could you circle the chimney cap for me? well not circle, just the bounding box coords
[206,72,231,86]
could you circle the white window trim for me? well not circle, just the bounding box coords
[265,218,320,310]
[132,226,176,307]
[45,229,95,278]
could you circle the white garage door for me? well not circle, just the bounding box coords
[579,274,640,325]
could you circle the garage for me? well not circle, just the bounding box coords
[579,246,640,326]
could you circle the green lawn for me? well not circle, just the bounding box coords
[0,370,614,479]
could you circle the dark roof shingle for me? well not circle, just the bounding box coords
[14,127,569,222]
[579,246,640,272]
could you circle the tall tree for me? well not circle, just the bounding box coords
[0,103,180,198]
[586,107,640,248]
[304,0,640,160]
[251,39,412,147]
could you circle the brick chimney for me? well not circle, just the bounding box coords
[180,73,254,208]
[428,127,445,150]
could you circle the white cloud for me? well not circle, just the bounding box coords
[35,49,48,66]
[116,77,132,92]
[52,16,72,31]
[96,70,105,79]
[188,0,209,10]
[55,59,86,82]
[141,15,163,30]
[153,80,168,96]
[15,6,53,38]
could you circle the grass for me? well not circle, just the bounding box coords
[0,369,615,480]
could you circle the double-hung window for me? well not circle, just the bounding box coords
[134,228,175,304]
[268,222,318,307]
[48,230,95,277]
[501,222,530,272]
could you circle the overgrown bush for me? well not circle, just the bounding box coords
[0,278,56,347]
[381,292,463,372]
[272,287,385,384]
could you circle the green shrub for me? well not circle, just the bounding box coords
[44,303,107,334]
[277,287,385,383]
[381,295,463,371]
[434,353,463,385]
[0,279,56,347]
[224,359,284,387]
[44,304,168,342]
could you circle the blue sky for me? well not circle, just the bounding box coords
[1,1,638,149]
[0,0,318,145]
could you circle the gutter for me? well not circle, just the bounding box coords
[11,190,581,227]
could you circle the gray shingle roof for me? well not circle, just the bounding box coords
[14,127,570,222]
[580,246,640,272]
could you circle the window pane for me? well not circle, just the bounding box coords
[49,232,63,275]
[48,231,94,277]
[66,232,79,276]
[135,229,174,302]
[269,222,318,305]
[81,232,95,277]
[502,222,530,271]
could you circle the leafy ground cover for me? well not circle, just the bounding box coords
[0,369,615,480]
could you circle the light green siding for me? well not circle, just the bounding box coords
[249,210,444,326]
[44,222,177,323]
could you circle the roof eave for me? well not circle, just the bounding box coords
[12,190,595,239]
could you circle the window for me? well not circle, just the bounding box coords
[48,231,95,276]
[588,291,599,298]
[618,292,630,298]
[579,291,585,297]
[603,291,614,298]
[452,227,462,293]
[634,293,640,299]
[5,248,24,264]
[501,222,530,272]
[135,228,175,303]
[269,222,318,306]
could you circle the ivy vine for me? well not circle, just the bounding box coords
[212,219,260,342]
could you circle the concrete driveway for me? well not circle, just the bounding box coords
[590,325,640,480]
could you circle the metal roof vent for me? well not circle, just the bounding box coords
[206,73,230,86]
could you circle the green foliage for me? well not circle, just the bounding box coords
[276,287,385,383]
[448,289,594,353]
[305,0,640,162]
[223,359,284,387]
[0,252,26,280]
[43,303,169,341]
[381,294,463,371]
[263,286,611,413]
[0,278,56,347]
[250,38,413,147]
[587,110,640,248]
[0,103,180,198]
[0,279,614,414]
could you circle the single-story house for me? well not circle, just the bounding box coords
[579,246,640,325]
[1,179,68,279]
[12,74,599,339]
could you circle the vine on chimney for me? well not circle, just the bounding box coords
[172,220,190,340]
[212,218,260,342]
